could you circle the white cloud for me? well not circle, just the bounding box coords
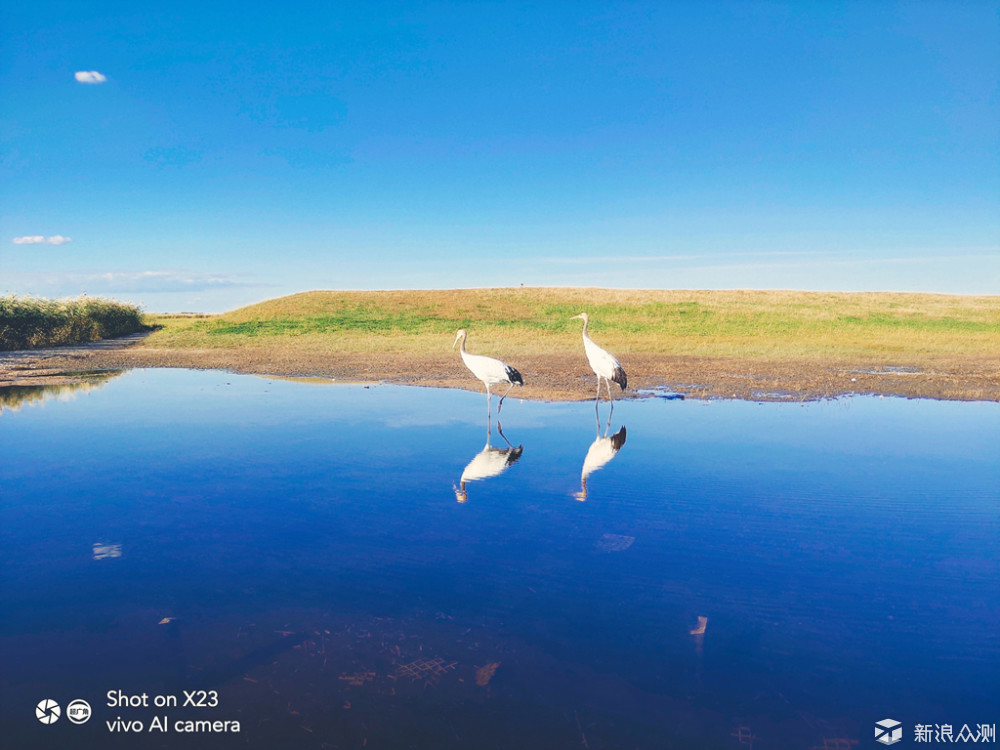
[11,235,73,245]
[80,270,256,292]
[74,71,107,84]
[1,270,266,297]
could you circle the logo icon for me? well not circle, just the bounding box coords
[66,699,92,724]
[876,718,903,745]
[35,699,60,725]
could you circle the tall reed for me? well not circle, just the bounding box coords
[0,295,146,351]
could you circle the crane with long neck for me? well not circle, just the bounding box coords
[453,329,524,418]
[571,312,627,402]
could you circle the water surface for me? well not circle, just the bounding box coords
[1,369,997,749]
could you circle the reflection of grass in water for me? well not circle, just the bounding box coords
[145,288,999,360]
[0,371,123,414]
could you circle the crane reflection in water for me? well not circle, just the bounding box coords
[453,422,524,503]
[574,424,627,502]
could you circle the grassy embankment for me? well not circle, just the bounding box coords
[146,288,999,362]
[4,289,995,399]
[0,295,146,351]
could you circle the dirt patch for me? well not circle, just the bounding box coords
[1,334,997,402]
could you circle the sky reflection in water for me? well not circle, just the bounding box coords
[1,369,997,749]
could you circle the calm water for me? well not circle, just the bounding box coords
[1,369,997,749]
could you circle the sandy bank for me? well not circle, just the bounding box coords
[1,333,996,402]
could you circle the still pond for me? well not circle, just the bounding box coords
[1,368,997,749]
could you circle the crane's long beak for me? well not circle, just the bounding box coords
[571,313,584,320]
[452,333,461,350]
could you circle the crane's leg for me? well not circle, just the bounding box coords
[594,377,602,431]
[496,420,514,448]
[485,384,492,439]
[596,376,612,434]
[498,382,515,414]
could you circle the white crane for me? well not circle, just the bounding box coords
[571,312,627,402]
[453,329,524,416]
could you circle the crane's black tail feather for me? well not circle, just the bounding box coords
[612,366,627,391]
[610,425,627,450]
[506,365,524,385]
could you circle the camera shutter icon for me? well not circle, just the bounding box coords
[876,718,903,745]
[35,699,60,725]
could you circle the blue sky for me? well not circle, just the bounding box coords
[1,1,997,312]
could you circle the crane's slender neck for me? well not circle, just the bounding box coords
[580,317,590,338]
[458,333,467,352]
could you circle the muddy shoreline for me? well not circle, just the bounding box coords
[1,334,997,402]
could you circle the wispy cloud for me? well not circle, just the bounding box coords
[535,250,835,264]
[679,252,1000,274]
[11,235,73,245]
[81,271,257,292]
[534,248,1000,267]
[1,270,265,295]
[74,71,107,84]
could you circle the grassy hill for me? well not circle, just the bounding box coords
[147,287,999,361]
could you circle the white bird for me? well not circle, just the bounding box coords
[453,329,524,415]
[574,425,627,501]
[571,312,627,402]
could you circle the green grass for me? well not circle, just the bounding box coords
[145,288,1000,361]
[0,295,147,351]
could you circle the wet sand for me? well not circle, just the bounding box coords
[1,333,997,402]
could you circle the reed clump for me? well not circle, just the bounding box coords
[0,295,146,351]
